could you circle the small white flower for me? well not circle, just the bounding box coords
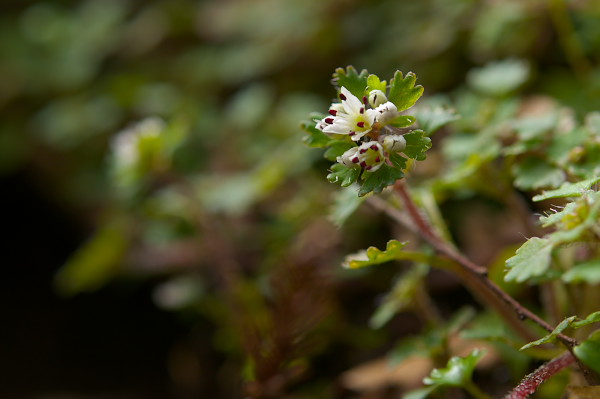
[337,141,385,172]
[369,101,401,125]
[316,87,375,141]
[112,117,166,167]
[368,89,388,108]
[382,134,406,153]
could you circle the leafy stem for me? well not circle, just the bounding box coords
[391,180,578,348]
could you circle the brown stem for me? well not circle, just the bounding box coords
[391,180,578,348]
[504,351,576,399]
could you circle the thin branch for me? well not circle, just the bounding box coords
[391,180,578,348]
[504,352,575,399]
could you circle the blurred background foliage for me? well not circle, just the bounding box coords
[2,0,600,398]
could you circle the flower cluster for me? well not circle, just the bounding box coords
[316,87,407,172]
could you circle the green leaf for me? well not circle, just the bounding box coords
[520,316,576,350]
[574,331,600,374]
[388,115,417,128]
[328,184,365,228]
[504,237,554,283]
[366,74,387,92]
[358,164,404,196]
[327,163,360,187]
[324,141,355,161]
[332,66,369,99]
[301,116,332,148]
[572,311,600,328]
[415,106,459,134]
[369,263,429,329]
[423,349,486,387]
[532,177,600,202]
[403,387,436,399]
[342,240,410,269]
[54,218,128,295]
[512,157,566,190]
[403,130,432,161]
[389,152,408,170]
[388,71,424,112]
[467,59,529,96]
[539,202,579,228]
[562,260,600,284]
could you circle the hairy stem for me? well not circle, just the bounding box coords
[504,352,575,399]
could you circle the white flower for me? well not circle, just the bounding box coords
[112,117,166,167]
[316,87,376,141]
[337,141,385,172]
[368,89,388,108]
[382,134,406,153]
[370,101,401,125]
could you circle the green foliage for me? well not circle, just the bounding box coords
[342,240,409,269]
[532,177,600,201]
[504,237,553,283]
[574,330,600,374]
[467,59,529,96]
[328,185,365,228]
[414,106,460,134]
[388,71,425,112]
[332,66,369,99]
[521,311,600,350]
[423,349,486,387]
[403,130,432,161]
[327,163,360,187]
[358,165,405,196]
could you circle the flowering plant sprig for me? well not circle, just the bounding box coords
[302,66,431,196]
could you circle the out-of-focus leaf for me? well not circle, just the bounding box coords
[301,116,332,148]
[327,163,360,187]
[358,164,404,196]
[467,59,529,96]
[328,184,365,228]
[403,387,436,399]
[403,130,431,161]
[423,349,486,387]
[539,202,579,228]
[389,152,408,170]
[574,331,600,374]
[324,141,355,161]
[414,106,459,134]
[332,66,369,99]
[572,311,600,329]
[512,157,565,190]
[532,177,600,201]
[343,240,409,269]
[388,71,424,112]
[55,218,128,295]
[562,260,600,284]
[369,263,429,329]
[504,237,553,283]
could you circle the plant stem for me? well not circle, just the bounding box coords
[391,180,578,348]
[504,351,575,399]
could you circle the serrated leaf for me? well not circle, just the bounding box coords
[388,71,424,112]
[358,164,404,196]
[512,157,566,190]
[539,202,579,227]
[332,66,369,99]
[532,177,600,202]
[301,117,332,148]
[327,163,360,187]
[504,237,554,283]
[388,115,417,128]
[423,349,486,388]
[574,330,600,374]
[403,130,432,161]
[562,260,600,284]
[328,184,365,228]
[342,240,410,269]
[324,141,355,161]
[367,74,387,92]
[572,311,600,329]
[467,59,529,96]
[414,106,460,134]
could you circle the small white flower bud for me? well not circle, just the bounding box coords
[337,147,360,168]
[382,134,406,153]
[368,90,388,108]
